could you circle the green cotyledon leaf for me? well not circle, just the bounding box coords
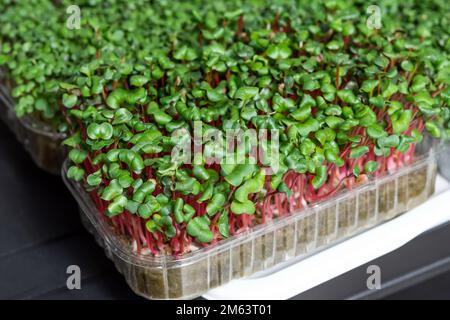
[68,149,88,164]
[175,177,201,195]
[349,146,369,159]
[186,216,214,243]
[360,79,379,94]
[87,122,114,140]
[391,109,413,134]
[364,160,378,174]
[138,196,161,219]
[206,193,226,216]
[132,180,156,203]
[87,170,102,187]
[129,75,150,87]
[278,182,293,198]
[224,163,258,187]
[119,174,135,189]
[106,88,127,109]
[337,89,358,104]
[193,165,211,181]
[197,180,213,202]
[234,86,259,100]
[234,170,265,202]
[173,45,198,61]
[107,195,127,217]
[312,165,327,190]
[106,149,145,174]
[62,93,78,108]
[112,108,133,124]
[67,166,85,182]
[290,104,311,121]
[230,199,256,215]
[378,135,400,148]
[63,132,81,148]
[183,204,196,222]
[101,179,123,201]
[266,44,292,60]
[425,121,441,138]
[295,118,320,137]
[173,198,185,224]
[218,210,230,238]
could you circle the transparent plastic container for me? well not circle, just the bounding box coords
[0,85,66,174]
[62,140,439,300]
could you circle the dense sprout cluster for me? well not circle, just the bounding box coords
[0,0,251,129]
[1,0,450,255]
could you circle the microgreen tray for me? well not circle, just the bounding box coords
[0,85,66,174]
[62,139,439,300]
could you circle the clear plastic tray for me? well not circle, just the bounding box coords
[0,85,66,174]
[62,139,439,300]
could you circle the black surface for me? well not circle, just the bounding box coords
[0,123,142,300]
[1,121,450,300]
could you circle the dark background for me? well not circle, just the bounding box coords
[1,123,450,300]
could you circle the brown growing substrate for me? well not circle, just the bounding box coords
[317,204,338,246]
[78,160,435,299]
[357,189,377,228]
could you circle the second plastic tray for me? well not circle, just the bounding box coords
[62,140,439,300]
[0,85,66,174]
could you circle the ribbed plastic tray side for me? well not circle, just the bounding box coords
[0,85,66,174]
